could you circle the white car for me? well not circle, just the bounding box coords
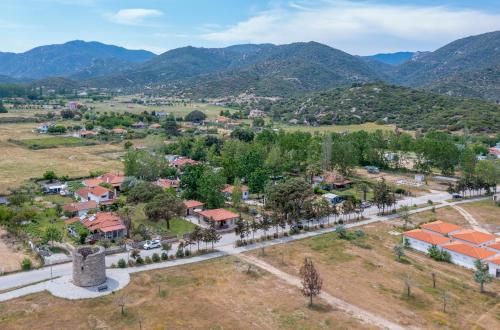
[143,239,161,250]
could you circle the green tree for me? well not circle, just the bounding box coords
[185,110,206,123]
[231,180,243,208]
[123,150,167,181]
[474,260,493,293]
[43,170,57,183]
[0,101,7,113]
[248,168,269,198]
[43,226,63,246]
[393,244,405,261]
[198,170,225,209]
[127,181,163,204]
[266,177,312,225]
[180,164,206,200]
[145,192,185,229]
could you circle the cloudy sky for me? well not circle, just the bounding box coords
[1,0,500,55]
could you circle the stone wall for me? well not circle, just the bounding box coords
[72,246,106,287]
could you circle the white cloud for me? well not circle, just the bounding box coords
[201,1,500,54]
[107,8,163,26]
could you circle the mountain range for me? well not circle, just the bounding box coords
[0,31,499,102]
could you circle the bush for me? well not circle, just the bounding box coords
[176,248,185,258]
[145,256,152,264]
[21,258,32,271]
[184,249,191,257]
[354,229,365,238]
[135,256,144,265]
[117,258,127,268]
[428,245,451,262]
[110,263,116,268]
[152,253,160,262]
[162,242,172,251]
[161,252,168,260]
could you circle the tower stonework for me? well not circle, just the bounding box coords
[72,246,106,287]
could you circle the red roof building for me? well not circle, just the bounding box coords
[63,200,98,216]
[420,221,463,236]
[155,178,180,190]
[440,242,496,260]
[450,229,497,246]
[81,212,126,239]
[197,208,239,228]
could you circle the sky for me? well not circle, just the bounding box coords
[1,0,500,55]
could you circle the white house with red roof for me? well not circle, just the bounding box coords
[403,229,452,253]
[450,229,497,247]
[170,157,198,169]
[81,212,126,240]
[222,184,249,200]
[420,220,463,236]
[197,208,239,229]
[487,256,500,278]
[83,172,125,195]
[63,200,98,217]
[440,242,496,270]
[75,186,114,205]
[183,200,204,216]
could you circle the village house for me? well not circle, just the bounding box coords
[197,208,239,229]
[131,121,146,129]
[75,186,114,205]
[149,123,161,129]
[75,130,98,138]
[40,180,68,194]
[111,128,127,135]
[403,229,452,253]
[155,178,180,191]
[440,242,496,270]
[487,256,500,278]
[488,142,500,159]
[485,241,500,253]
[420,220,463,236]
[450,229,497,247]
[321,171,352,190]
[63,200,98,217]
[222,184,249,200]
[36,122,53,134]
[81,212,127,240]
[183,200,204,216]
[170,157,198,169]
[83,172,125,195]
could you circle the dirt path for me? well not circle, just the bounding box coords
[441,201,488,232]
[239,254,409,330]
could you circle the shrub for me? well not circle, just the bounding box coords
[127,259,135,267]
[176,248,185,258]
[110,263,116,268]
[152,253,160,262]
[145,256,152,264]
[354,229,365,238]
[21,258,32,271]
[428,245,451,262]
[184,249,191,257]
[162,243,172,251]
[161,252,168,260]
[290,227,300,235]
[117,258,127,268]
[135,256,144,265]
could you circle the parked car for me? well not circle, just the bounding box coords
[291,222,304,230]
[360,201,372,209]
[452,193,463,199]
[143,239,161,250]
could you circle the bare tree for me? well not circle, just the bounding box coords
[404,274,413,297]
[299,257,323,306]
[115,293,127,316]
[441,290,450,313]
[398,205,412,229]
[432,272,436,289]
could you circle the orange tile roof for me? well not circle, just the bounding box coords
[420,221,462,235]
[83,178,102,187]
[101,172,125,186]
[155,178,180,189]
[487,255,500,265]
[63,200,97,212]
[82,212,125,233]
[171,158,198,167]
[222,184,249,194]
[440,242,497,260]
[451,229,497,245]
[184,200,204,209]
[403,229,451,245]
[486,242,500,251]
[64,217,80,225]
[89,185,111,196]
[75,187,91,198]
[198,208,239,222]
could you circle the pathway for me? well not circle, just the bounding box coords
[440,200,488,232]
[239,254,407,330]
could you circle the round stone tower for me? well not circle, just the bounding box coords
[72,246,106,287]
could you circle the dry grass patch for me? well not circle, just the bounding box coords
[459,200,500,232]
[0,257,374,330]
[248,222,500,329]
[408,206,469,227]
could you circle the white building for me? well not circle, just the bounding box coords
[420,220,463,236]
[440,242,496,270]
[403,229,451,253]
[75,186,114,205]
[450,229,497,247]
[487,256,500,278]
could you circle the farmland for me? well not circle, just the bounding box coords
[0,257,372,330]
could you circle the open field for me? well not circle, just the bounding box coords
[460,200,500,232]
[0,257,373,330]
[248,220,500,329]
[0,122,123,194]
[277,122,396,134]
[13,136,97,149]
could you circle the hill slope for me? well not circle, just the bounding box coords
[363,52,414,65]
[89,42,383,97]
[0,40,155,79]
[269,83,500,133]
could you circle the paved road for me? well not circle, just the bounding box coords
[0,192,490,295]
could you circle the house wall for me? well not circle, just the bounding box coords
[405,236,433,254]
[487,262,500,278]
[443,249,477,269]
[88,192,110,204]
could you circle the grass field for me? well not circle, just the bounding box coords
[13,136,97,149]
[0,122,123,194]
[0,257,372,330]
[248,218,500,329]
[276,122,396,134]
[460,199,500,232]
[132,204,196,238]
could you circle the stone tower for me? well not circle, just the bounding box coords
[72,246,106,287]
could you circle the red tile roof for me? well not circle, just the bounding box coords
[75,187,91,199]
[486,242,500,251]
[64,217,80,225]
[83,178,102,188]
[100,172,125,186]
[63,200,97,212]
[184,200,204,209]
[155,178,180,189]
[403,229,451,245]
[421,221,462,235]
[171,158,198,167]
[440,242,497,260]
[89,185,111,196]
[451,229,497,245]
[222,184,249,194]
[82,212,125,233]
[198,208,239,222]
[487,255,500,265]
